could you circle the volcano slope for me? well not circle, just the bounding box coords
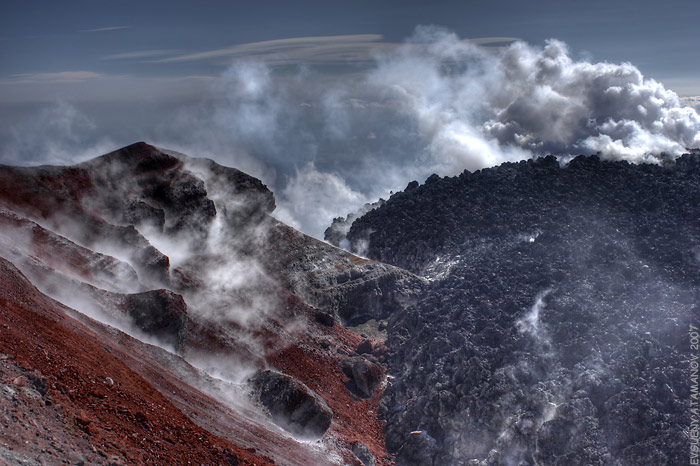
[0,142,423,466]
[331,154,699,466]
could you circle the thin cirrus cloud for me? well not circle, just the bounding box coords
[79,26,130,33]
[7,71,105,83]
[154,34,387,65]
[153,34,520,66]
[101,50,180,60]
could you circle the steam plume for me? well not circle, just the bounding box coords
[369,26,700,170]
[201,27,700,236]
[4,27,698,238]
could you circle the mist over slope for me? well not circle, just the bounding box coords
[0,142,416,466]
[1,137,697,465]
[330,153,699,465]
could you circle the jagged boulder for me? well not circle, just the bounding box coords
[177,156,276,227]
[314,310,335,327]
[264,222,425,327]
[122,289,188,352]
[251,370,332,439]
[356,339,373,355]
[352,441,376,466]
[339,356,382,399]
[84,142,217,235]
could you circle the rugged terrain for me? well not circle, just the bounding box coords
[0,142,416,466]
[331,154,699,465]
[2,142,696,466]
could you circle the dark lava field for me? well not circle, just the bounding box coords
[330,153,699,465]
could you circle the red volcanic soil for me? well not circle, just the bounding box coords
[0,143,397,465]
[0,209,138,291]
[266,292,393,466]
[0,257,274,466]
[0,165,92,220]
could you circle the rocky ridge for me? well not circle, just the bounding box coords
[3,141,696,466]
[0,142,411,465]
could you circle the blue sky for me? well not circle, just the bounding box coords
[3,0,699,93]
[2,1,700,238]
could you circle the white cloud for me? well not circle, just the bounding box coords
[4,28,699,240]
[155,34,386,65]
[680,95,700,112]
[154,34,519,66]
[101,50,179,60]
[80,26,129,33]
[8,71,104,83]
[150,29,700,238]
[273,163,369,240]
[368,27,700,169]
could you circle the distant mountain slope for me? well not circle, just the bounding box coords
[336,154,699,465]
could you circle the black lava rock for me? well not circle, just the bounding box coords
[338,153,700,465]
[251,370,333,439]
[123,289,188,352]
[352,441,376,466]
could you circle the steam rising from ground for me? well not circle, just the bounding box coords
[202,27,700,237]
[370,27,700,170]
[517,288,552,341]
[2,27,699,238]
[2,100,116,166]
[274,163,367,237]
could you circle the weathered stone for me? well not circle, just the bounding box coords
[340,357,382,399]
[251,370,332,439]
[351,441,375,466]
[356,339,373,354]
[123,290,188,352]
[314,311,335,327]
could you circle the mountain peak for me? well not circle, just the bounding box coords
[84,141,181,173]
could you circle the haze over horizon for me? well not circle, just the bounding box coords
[3,0,700,238]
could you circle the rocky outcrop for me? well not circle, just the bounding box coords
[0,208,140,293]
[352,441,376,466]
[6,140,697,466]
[340,356,383,399]
[122,289,188,352]
[81,142,218,236]
[0,143,394,466]
[174,154,276,227]
[251,370,333,439]
[0,257,275,466]
[265,222,425,327]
